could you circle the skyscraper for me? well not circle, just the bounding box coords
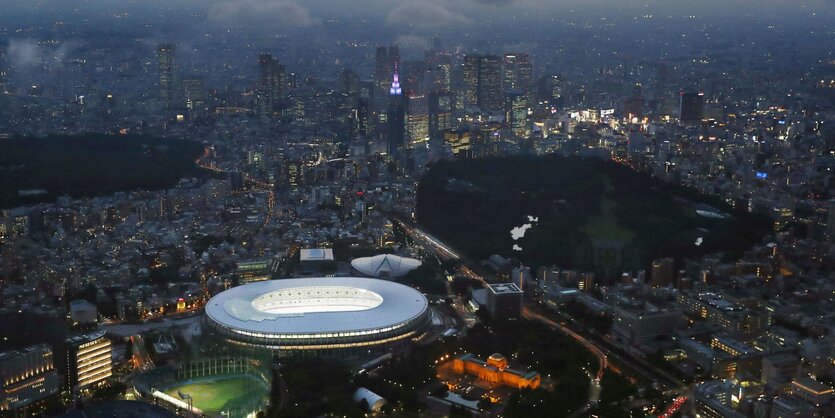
[502,53,532,94]
[463,54,502,111]
[463,55,480,108]
[516,54,533,95]
[340,68,359,95]
[387,65,406,156]
[549,74,564,108]
[181,75,205,112]
[428,91,453,141]
[0,47,7,93]
[478,55,502,111]
[504,90,530,138]
[502,53,519,91]
[679,91,705,123]
[258,53,285,113]
[406,93,429,146]
[156,43,176,105]
[374,45,399,113]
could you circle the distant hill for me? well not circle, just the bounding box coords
[416,156,769,278]
[0,134,205,208]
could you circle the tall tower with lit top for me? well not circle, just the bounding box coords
[387,63,406,156]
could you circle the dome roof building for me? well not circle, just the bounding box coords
[350,254,421,278]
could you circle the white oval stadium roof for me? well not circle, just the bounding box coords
[205,277,428,335]
[350,254,422,278]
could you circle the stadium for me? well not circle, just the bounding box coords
[131,356,271,418]
[203,277,431,354]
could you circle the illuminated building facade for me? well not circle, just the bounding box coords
[61,332,112,395]
[406,93,429,146]
[477,55,502,111]
[0,345,60,413]
[791,377,834,407]
[444,128,471,156]
[387,67,406,156]
[462,54,502,111]
[428,92,452,141]
[447,353,540,390]
[236,260,273,284]
[678,292,771,339]
[504,90,530,138]
[203,278,430,355]
[463,55,480,108]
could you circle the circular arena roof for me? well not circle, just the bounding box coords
[350,254,422,278]
[204,277,430,351]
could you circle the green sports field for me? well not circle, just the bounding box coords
[164,376,256,413]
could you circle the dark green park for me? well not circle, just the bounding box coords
[0,134,205,208]
[416,155,770,278]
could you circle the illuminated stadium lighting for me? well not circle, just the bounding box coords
[204,277,431,353]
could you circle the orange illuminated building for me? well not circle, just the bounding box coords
[445,353,540,390]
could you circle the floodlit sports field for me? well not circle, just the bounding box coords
[163,376,258,414]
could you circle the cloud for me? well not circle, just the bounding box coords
[208,0,313,27]
[5,39,81,68]
[395,34,432,54]
[470,0,516,5]
[6,39,41,67]
[386,1,472,29]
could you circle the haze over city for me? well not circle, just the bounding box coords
[0,0,833,417]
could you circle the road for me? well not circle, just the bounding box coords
[129,334,154,372]
[394,218,461,261]
[397,219,689,414]
[522,308,608,381]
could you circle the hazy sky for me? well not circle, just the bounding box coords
[0,0,832,27]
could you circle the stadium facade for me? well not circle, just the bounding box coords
[203,277,430,355]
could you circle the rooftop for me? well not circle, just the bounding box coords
[300,248,334,262]
[351,254,421,278]
[205,277,429,335]
[487,283,523,295]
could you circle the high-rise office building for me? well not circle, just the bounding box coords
[549,74,564,108]
[428,92,453,141]
[0,345,60,414]
[502,53,519,91]
[504,90,530,138]
[679,91,705,123]
[463,55,480,108]
[352,97,370,138]
[387,66,406,156]
[181,75,205,112]
[503,53,533,94]
[463,54,502,111]
[258,53,285,113]
[478,55,502,111]
[426,54,452,94]
[374,45,399,112]
[340,68,359,95]
[59,332,112,396]
[406,93,429,146]
[157,43,176,104]
[0,47,6,92]
[516,54,533,94]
